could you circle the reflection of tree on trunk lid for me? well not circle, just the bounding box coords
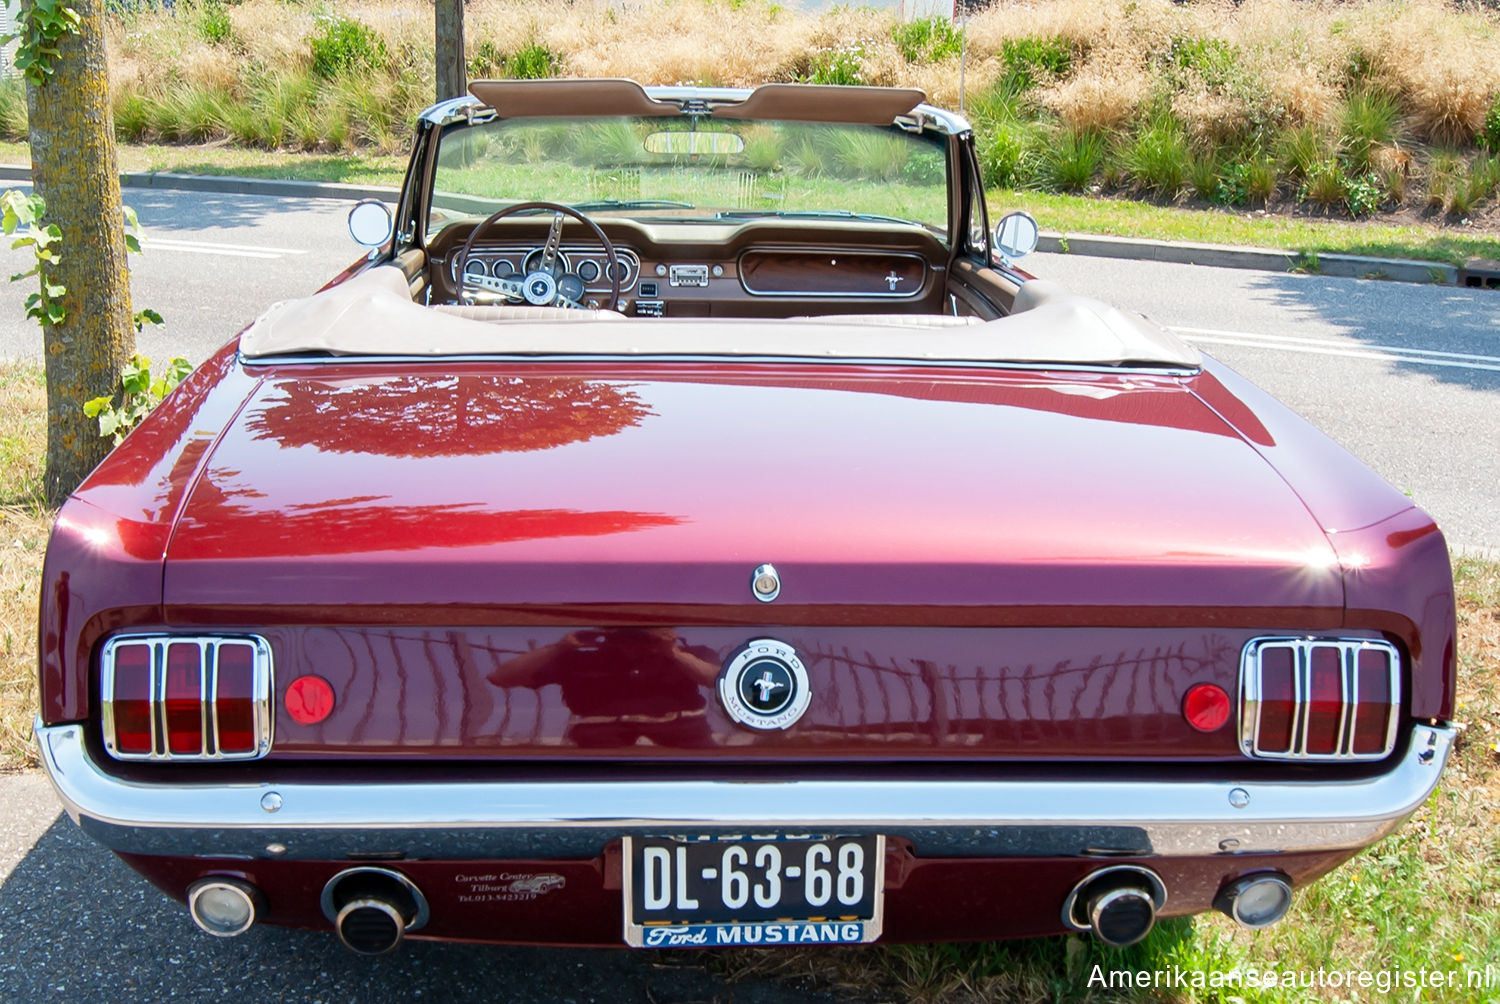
[244,375,655,456]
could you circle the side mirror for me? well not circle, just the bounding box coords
[993,211,1039,260]
[348,200,394,248]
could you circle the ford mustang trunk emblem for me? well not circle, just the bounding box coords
[718,639,810,730]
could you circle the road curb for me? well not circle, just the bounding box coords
[0,163,1467,286]
[1038,232,1458,285]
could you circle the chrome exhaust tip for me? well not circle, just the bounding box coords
[1089,885,1157,947]
[187,877,262,937]
[1061,865,1167,948]
[336,898,407,955]
[322,867,429,955]
[1214,872,1294,929]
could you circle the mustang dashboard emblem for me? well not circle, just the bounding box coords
[718,639,811,730]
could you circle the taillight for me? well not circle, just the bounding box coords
[214,643,260,755]
[164,644,205,755]
[1239,638,1400,760]
[109,643,155,755]
[101,636,273,761]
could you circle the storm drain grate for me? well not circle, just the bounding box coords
[1459,258,1500,289]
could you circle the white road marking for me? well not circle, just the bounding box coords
[1168,325,1500,374]
[146,238,309,260]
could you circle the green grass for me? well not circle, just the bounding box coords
[0,363,47,770]
[992,187,1500,266]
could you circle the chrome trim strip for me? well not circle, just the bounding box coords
[37,720,1454,861]
[438,87,970,136]
[1240,638,1402,761]
[237,352,1200,378]
[100,635,275,762]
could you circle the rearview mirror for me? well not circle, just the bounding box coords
[348,200,394,248]
[643,131,745,156]
[993,211,1039,260]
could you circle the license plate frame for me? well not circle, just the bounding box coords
[622,834,886,948]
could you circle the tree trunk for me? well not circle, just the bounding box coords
[24,0,133,507]
[435,0,466,103]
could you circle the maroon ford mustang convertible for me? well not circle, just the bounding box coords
[36,80,1456,954]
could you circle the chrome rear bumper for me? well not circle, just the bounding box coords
[35,720,1454,862]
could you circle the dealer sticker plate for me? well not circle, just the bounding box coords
[622,834,885,948]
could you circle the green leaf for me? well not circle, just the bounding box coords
[44,301,65,325]
[82,396,108,418]
[97,411,119,437]
[123,233,141,254]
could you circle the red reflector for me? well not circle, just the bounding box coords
[1352,648,1393,755]
[1182,684,1231,732]
[1304,647,1344,755]
[285,675,336,726]
[1256,647,1296,753]
[215,644,258,754]
[111,644,154,755]
[164,644,204,755]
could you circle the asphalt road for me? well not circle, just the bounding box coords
[0,189,1496,1002]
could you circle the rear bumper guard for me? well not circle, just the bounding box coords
[35,719,1454,862]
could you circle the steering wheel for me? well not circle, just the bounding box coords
[456,201,622,312]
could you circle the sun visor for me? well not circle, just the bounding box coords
[469,79,681,118]
[713,84,927,124]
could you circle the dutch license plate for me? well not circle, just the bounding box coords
[622,834,885,948]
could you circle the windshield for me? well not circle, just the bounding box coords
[428,116,949,238]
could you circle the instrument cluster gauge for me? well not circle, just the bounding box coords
[557,274,586,302]
[491,259,519,280]
[460,258,488,281]
[523,249,571,275]
[576,259,601,283]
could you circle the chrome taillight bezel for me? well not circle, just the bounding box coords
[1239,637,1401,761]
[100,635,274,761]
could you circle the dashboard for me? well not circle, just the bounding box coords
[424,219,951,318]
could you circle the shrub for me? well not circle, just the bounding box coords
[1340,90,1402,175]
[1302,159,1347,208]
[1242,157,1278,204]
[979,119,1041,188]
[1447,153,1500,216]
[1043,128,1104,192]
[1425,151,1464,211]
[1216,157,1278,205]
[891,16,962,65]
[1482,94,1500,153]
[1121,111,1189,196]
[741,125,785,172]
[196,0,232,45]
[309,16,388,80]
[0,78,28,141]
[1168,37,1239,91]
[1344,171,1383,216]
[468,40,505,79]
[1186,150,1222,201]
[1276,123,1334,181]
[1000,36,1071,94]
[831,130,910,180]
[805,44,864,86]
[507,42,559,80]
